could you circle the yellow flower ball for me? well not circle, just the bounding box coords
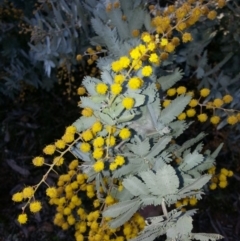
[142,34,151,43]
[55,139,66,149]
[119,128,131,139]
[115,155,125,166]
[29,201,42,213]
[46,187,58,198]
[93,160,104,172]
[111,83,122,95]
[17,213,28,224]
[220,168,229,176]
[189,99,198,107]
[219,180,228,188]
[122,97,135,110]
[114,74,125,84]
[53,156,64,166]
[213,98,223,108]
[132,29,140,37]
[12,192,23,202]
[110,162,118,171]
[92,121,103,133]
[93,148,104,159]
[96,83,108,95]
[81,107,93,117]
[209,183,217,190]
[197,113,208,122]
[222,94,233,103]
[149,53,159,64]
[76,54,83,61]
[105,195,115,205]
[141,66,153,77]
[227,170,234,177]
[77,87,86,95]
[128,77,143,89]
[186,108,196,117]
[165,43,175,53]
[163,99,171,108]
[200,88,210,97]
[93,137,105,148]
[207,10,217,20]
[43,145,56,155]
[210,116,220,125]
[81,129,94,141]
[111,60,123,72]
[182,32,193,43]
[178,112,186,120]
[119,56,130,68]
[130,48,141,60]
[227,115,238,125]
[160,38,168,46]
[218,174,227,182]
[177,86,187,95]
[80,142,91,152]
[189,197,198,206]
[62,133,74,143]
[22,186,34,199]
[131,59,142,70]
[218,0,226,8]
[105,136,116,147]
[32,156,44,166]
[167,88,176,96]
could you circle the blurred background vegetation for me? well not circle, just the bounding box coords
[1,0,240,240]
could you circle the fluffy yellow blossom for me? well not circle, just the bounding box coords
[177,86,187,95]
[32,156,44,166]
[163,99,171,108]
[142,33,151,43]
[110,162,118,171]
[12,192,23,202]
[122,97,135,109]
[222,94,233,103]
[105,136,116,147]
[209,183,217,190]
[105,195,115,205]
[165,43,175,53]
[65,126,77,134]
[213,98,223,108]
[207,10,217,20]
[220,168,228,176]
[17,213,28,224]
[62,133,75,143]
[80,142,91,152]
[111,83,122,95]
[219,174,227,182]
[96,83,108,95]
[210,116,220,125]
[219,180,228,188]
[106,125,117,134]
[227,170,234,177]
[182,33,193,43]
[218,0,226,8]
[111,60,123,72]
[189,99,198,107]
[81,107,93,117]
[200,88,210,97]
[178,112,186,120]
[160,38,168,46]
[132,59,142,70]
[119,56,130,68]
[115,155,125,166]
[81,129,93,141]
[130,48,141,60]
[55,139,66,149]
[114,74,125,84]
[46,187,58,198]
[43,145,56,155]
[30,201,42,213]
[53,156,64,166]
[119,128,131,139]
[142,66,153,77]
[186,109,196,117]
[189,197,198,206]
[197,113,208,122]
[132,29,140,37]
[93,148,104,159]
[77,87,86,95]
[149,53,159,64]
[171,37,180,46]
[93,137,105,148]
[167,88,176,96]
[160,52,169,60]
[176,22,187,31]
[92,121,103,133]
[147,42,156,51]
[93,160,104,172]
[128,77,143,89]
[22,187,34,200]
[227,115,238,125]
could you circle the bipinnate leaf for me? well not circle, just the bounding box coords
[160,95,191,124]
[123,176,149,196]
[178,175,211,195]
[139,171,160,196]
[108,199,141,228]
[179,151,204,172]
[157,68,183,91]
[156,165,179,196]
[103,199,139,218]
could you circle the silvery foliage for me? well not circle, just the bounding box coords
[171,0,240,132]
[70,1,224,240]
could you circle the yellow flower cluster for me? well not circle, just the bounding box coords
[208,167,234,190]
[175,196,198,209]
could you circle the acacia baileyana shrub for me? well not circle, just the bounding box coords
[12,0,234,240]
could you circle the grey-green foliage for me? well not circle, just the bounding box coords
[69,1,224,240]
[173,0,240,132]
